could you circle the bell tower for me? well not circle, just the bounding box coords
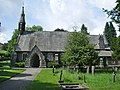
[18,6,26,35]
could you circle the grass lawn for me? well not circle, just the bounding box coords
[0,68,25,83]
[27,68,120,90]
[27,68,60,90]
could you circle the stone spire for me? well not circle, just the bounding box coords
[18,6,26,35]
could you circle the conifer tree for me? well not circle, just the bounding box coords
[104,22,116,50]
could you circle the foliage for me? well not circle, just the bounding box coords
[104,0,120,25]
[0,50,9,56]
[47,61,61,68]
[62,31,98,67]
[7,29,19,53]
[112,36,120,60]
[15,61,25,68]
[104,22,117,50]
[26,25,43,31]
[81,24,89,35]
[2,43,8,51]
[104,1,120,61]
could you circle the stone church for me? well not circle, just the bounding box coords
[15,6,115,68]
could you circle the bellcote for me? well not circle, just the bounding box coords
[18,6,26,35]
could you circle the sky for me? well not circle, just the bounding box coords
[0,0,117,43]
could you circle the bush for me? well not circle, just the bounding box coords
[15,61,25,68]
[47,61,61,68]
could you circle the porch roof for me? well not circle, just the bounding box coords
[98,50,113,57]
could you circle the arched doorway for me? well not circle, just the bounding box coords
[31,53,40,67]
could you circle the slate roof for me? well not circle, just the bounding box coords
[16,31,110,52]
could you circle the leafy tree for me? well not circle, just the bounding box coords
[2,43,8,51]
[7,29,19,53]
[54,28,67,32]
[62,31,98,68]
[26,25,43,31]
[81,24,89,35]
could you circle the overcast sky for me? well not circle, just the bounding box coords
[0,0,116,43]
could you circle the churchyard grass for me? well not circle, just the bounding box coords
[27,68,120,90]
[85,72,120,90]
[27,68,60,90]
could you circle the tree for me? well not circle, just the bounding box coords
[104,0,120,61]
[104,22,111,45]
[112,36,120,60]
[103,0,120,30]
[104,22,116,50]
[62,31,98,69]
[109,22,117,38]
[81,24,89,35]
[2,43,8,51]
[109,22,117,50]
[26,25,43,31]
[7,29,19,53]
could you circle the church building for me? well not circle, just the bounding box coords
[15,6,116,68]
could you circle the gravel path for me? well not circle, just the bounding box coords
[0,68,41,90]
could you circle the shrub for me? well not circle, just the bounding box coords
[47,61,61,68]
[15,61,25,68]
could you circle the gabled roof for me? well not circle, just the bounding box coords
[16,31,110,52]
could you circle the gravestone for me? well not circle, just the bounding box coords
[52,65,55,75]
[100,58,104,68]
[92,66,95,75]
[87,66,90,74]
[58,70,64,83]
[112,72,116,83]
